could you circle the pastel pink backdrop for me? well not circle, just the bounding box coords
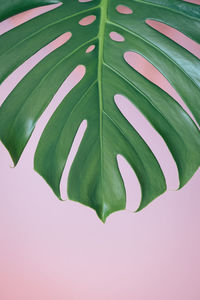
[0,2,200,299]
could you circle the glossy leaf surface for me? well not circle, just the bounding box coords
[0,0,199,221]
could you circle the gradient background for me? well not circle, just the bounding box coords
[0,1,200,299]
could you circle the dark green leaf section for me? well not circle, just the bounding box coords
[0,0,199,221]
[0,0,60,22]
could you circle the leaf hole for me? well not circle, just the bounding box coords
[114,94,179,191]
[79,0,93,2]
[109,31,125,42]
[146,19,200,59]
[117,154,141,211]
[86,45,95,53]
[25,65,86,162]
[116,5,133,14]
[183,0,200,3]
[124,51,197,125]
[0,3,62,35]
[0,32,72,106]
[60,120,87,200]
[36,65,86,131]
[79,15,96,26]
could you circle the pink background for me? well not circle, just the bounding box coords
[0,2,200,299]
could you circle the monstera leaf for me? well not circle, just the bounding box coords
[0,0,199,221]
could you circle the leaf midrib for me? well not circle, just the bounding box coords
[98,0,108,207]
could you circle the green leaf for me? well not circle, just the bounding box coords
[0,0,199,222]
